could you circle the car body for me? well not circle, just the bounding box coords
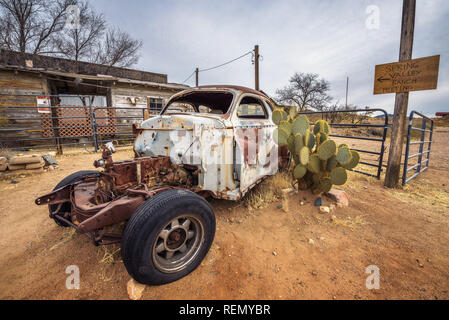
[35,85,288,285]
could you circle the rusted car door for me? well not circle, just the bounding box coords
[231,94,278,195]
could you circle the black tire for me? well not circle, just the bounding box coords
[49,170,99,227]
[121,189,215,285]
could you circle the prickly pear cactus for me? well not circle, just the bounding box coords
[272,108,360,194]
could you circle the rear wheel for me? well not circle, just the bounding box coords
[121,189,215,285]
[49,170,99,227]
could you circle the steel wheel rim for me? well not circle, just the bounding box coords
[152,215,204,273]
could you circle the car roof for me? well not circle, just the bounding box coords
[195,85,269,98]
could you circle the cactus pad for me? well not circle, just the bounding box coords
[306,132,316,149]
[273,127,289,146]
[319,177,332,193]
[293,164,307,179]
[319,133,328,143]
[317,139,336,160]
[299,146,310,165]
[287,135,295,153]
[336,146,352,165]
[294,133,304,153]
[307,154,321,173]
[292,115,309,136]
[289,106,298,119]
[326,155,337,171]
[279,121,292,136]
[341,150,360,169]
[330,167,347,185]
[272,109,287,125]
[313,120,330,135]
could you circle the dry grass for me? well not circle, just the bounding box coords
[331,215,367,230]
[244,172,293,209]
[0,143,11,158]
[49,228,76,251]
[97,244,122,265]
[389,178,449,215]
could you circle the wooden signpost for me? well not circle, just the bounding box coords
[382,0,440,188]
[374,55,440,95]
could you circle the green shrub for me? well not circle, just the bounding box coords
[273,107,360,194]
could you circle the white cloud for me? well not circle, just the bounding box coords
[91,0,449,114]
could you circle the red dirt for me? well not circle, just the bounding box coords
[0,129,448,300]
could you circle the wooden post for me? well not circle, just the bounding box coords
[47,80,63,155]
[195,68,199,87]
[254,45,260,91]
[345,76,349,108]
[384,0,416,188]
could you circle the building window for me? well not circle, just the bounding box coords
[148,97,163,112]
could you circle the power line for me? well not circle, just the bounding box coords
[198,50,253,72]
[182,70,196,84]
[181,49,254,84]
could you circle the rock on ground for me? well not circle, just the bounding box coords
[127,278,146,300]
[325,189,349,207]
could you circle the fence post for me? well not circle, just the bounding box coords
[49,102,63,155]
[416,117,427,173]
[90,103,99,152]
[402,112,413,185]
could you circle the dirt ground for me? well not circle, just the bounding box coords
[0,128,448,300]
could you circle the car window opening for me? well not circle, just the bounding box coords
[162,91,234,115]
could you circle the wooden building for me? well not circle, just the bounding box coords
[0,50,188,150]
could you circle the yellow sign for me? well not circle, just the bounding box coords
[373,55,440,94]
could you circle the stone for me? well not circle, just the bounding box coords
[300,201,304,206]
[25,160,45,169]
[11,179,19,184]
[126,278,146,300]
[319,206,330,214]
[48,165,55,171]
[325,189,349,207]
[272,251,277,256]
[308,238,315,245]
[42,154,58,166]
[314,197,322,206]
[7,163,26,171]
[9,154,42,165]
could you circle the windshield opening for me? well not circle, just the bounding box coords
[162,91,233,115]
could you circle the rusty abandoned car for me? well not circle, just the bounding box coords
[35,85,288,285]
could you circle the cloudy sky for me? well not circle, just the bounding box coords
[91,0,449,115]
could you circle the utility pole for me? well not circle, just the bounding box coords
[345,76,349,109]
[195,68,199,87]
[384,0,416,188]
[254,45,260,91]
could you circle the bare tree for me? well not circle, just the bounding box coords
[0,0,143,68]
[53,0,105,62]
[276,72,332,111]
[94,27,143,67]
[0,0,73,54]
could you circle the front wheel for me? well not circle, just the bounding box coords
[121,189,215,285]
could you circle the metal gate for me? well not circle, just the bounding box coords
[402,110,434,186]
[298,108,389,179]
[0,93,146,154]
